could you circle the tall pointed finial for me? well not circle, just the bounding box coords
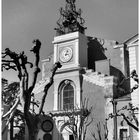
[55,0,86,36]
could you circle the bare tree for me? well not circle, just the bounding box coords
[2,81,21,140]
[108,70,139,132]
[90,120,109,140]
[56,98,93,140]
[108,103,139,132]
[2,39,62,140]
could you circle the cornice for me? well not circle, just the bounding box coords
[52,32,80,44]
[83,70,117,87]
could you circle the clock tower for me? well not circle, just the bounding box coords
[52,0,87,112]
[52,31,88,110]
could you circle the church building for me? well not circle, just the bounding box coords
[33,0,138,140]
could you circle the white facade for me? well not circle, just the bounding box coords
[126,35,139,107]
[114,34,139,140]
[33,33,139,140]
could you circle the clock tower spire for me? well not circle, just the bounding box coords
[54,0,86,36]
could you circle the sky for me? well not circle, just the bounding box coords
[2,0,138,83]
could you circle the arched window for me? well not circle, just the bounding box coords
[63,84,74,110]
[59,80,75,110]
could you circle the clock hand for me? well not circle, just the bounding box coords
[65,50,69,56]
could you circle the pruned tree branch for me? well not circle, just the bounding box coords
[28,39,41,93]
[104,120,108,140]
[91,131,98,140]
[30,101,39,108]
[2,97,20,120]
[108,102,139,132]
[90,121,109,140]
[2,62,17,71]
[121,113,139,131]
[2,48,23,79]
[2,59,14,63]
[38,61,62,115]
[83,116,93,140]
[2,107,17,135]
[97,122,102,140]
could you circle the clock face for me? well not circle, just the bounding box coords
[60,47,73,63]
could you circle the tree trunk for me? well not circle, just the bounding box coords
[26,121,39,140]
[28,128,38,140]
[10,118,14,140]
[25,114,40,140]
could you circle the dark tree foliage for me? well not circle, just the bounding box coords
[2,82,20,105]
